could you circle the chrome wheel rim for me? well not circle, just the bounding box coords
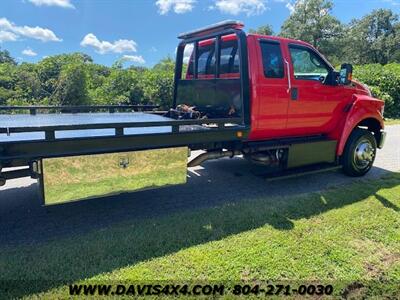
[353,139,375,169]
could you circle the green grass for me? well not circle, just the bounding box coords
[385,119,400,125]
[1,173,399,299]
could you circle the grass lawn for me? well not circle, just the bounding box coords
[1,173,399,299]
[385,119,400,125]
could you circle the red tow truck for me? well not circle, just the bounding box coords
[0,21,386,204]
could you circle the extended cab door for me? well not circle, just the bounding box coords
[285,44,344,136]
[251,38,290,139]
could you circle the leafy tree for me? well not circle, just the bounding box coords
[153,56,175,73]
[36,53,93,102]
[142,69,174,109]
[93,68,146,105]
[0,63,16,105]
[280,0,344,63]
[345,9,399,64]
[249,25,274,35]
[13,63,41,103]
[52,63,88,105]
[0,47,16,65]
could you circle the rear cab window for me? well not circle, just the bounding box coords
[219,39,239,78]
[259,41,285,79]
[186,35,239,79]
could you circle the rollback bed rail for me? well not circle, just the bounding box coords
[0,104,159,115]
[0,116,248,168]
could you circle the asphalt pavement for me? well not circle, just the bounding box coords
[0,125,398,246]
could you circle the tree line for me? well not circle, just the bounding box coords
[0,0,399,116]
[250,0,399,66]
[0,51,175,109]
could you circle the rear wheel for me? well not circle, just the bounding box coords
[342,128,377,177]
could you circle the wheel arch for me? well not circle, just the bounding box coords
[337,116,383,156]
[356,117,383,145]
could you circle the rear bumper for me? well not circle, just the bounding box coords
[378,130,387,149]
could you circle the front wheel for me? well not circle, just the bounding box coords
[342,128,377,177]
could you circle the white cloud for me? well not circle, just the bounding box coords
[0,17,61,42]
[13,25,62,42]
[28,0,75,8]
[285,1,295,14]
[277,0,303,14]
[122,55,145,64]
[383,0,400,6]
[156,0,196,14]
[80,33,137,54]
[0,30,18,42]
[22,48,37,56]
[0,18,13,31]
[212,0,267,16]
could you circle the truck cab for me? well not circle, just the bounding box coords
[177,20,386,176]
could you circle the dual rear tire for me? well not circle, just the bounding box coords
[342,128,377,177]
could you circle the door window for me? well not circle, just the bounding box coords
[260,41,284,79]
[289,46,330,81]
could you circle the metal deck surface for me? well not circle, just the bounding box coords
[0,113,174,142]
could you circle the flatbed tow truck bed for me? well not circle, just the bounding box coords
[0,111,247,204]
[0,111,247,169]
[0,21,252,203]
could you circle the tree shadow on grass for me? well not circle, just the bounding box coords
[0,164,398,298]
[374,193,399,212]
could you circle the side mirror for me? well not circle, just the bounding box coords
[339,63,353,85]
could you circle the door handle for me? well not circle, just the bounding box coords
[291,87,298,100]
[284,59,291,93]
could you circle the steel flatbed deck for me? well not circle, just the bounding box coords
[0,112,248,169]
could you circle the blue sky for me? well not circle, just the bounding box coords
[0,0,399,67]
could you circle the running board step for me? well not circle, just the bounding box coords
[266,164,342,182]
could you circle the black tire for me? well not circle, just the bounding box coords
[342,128,377,177]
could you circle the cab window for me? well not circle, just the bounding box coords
[260,41,284,78]
[219,40,239,76]
[289,46,330,81]
[187,37,239,79]
[197,44,216,76]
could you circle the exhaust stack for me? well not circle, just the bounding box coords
[188,150,241,167]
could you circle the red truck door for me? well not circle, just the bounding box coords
[250,38,290,139]
[285,44,344,136]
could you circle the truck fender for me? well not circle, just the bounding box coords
[336,95,384,156]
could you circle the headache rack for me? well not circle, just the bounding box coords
[174,20,250,126]
[0,20,251,183]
